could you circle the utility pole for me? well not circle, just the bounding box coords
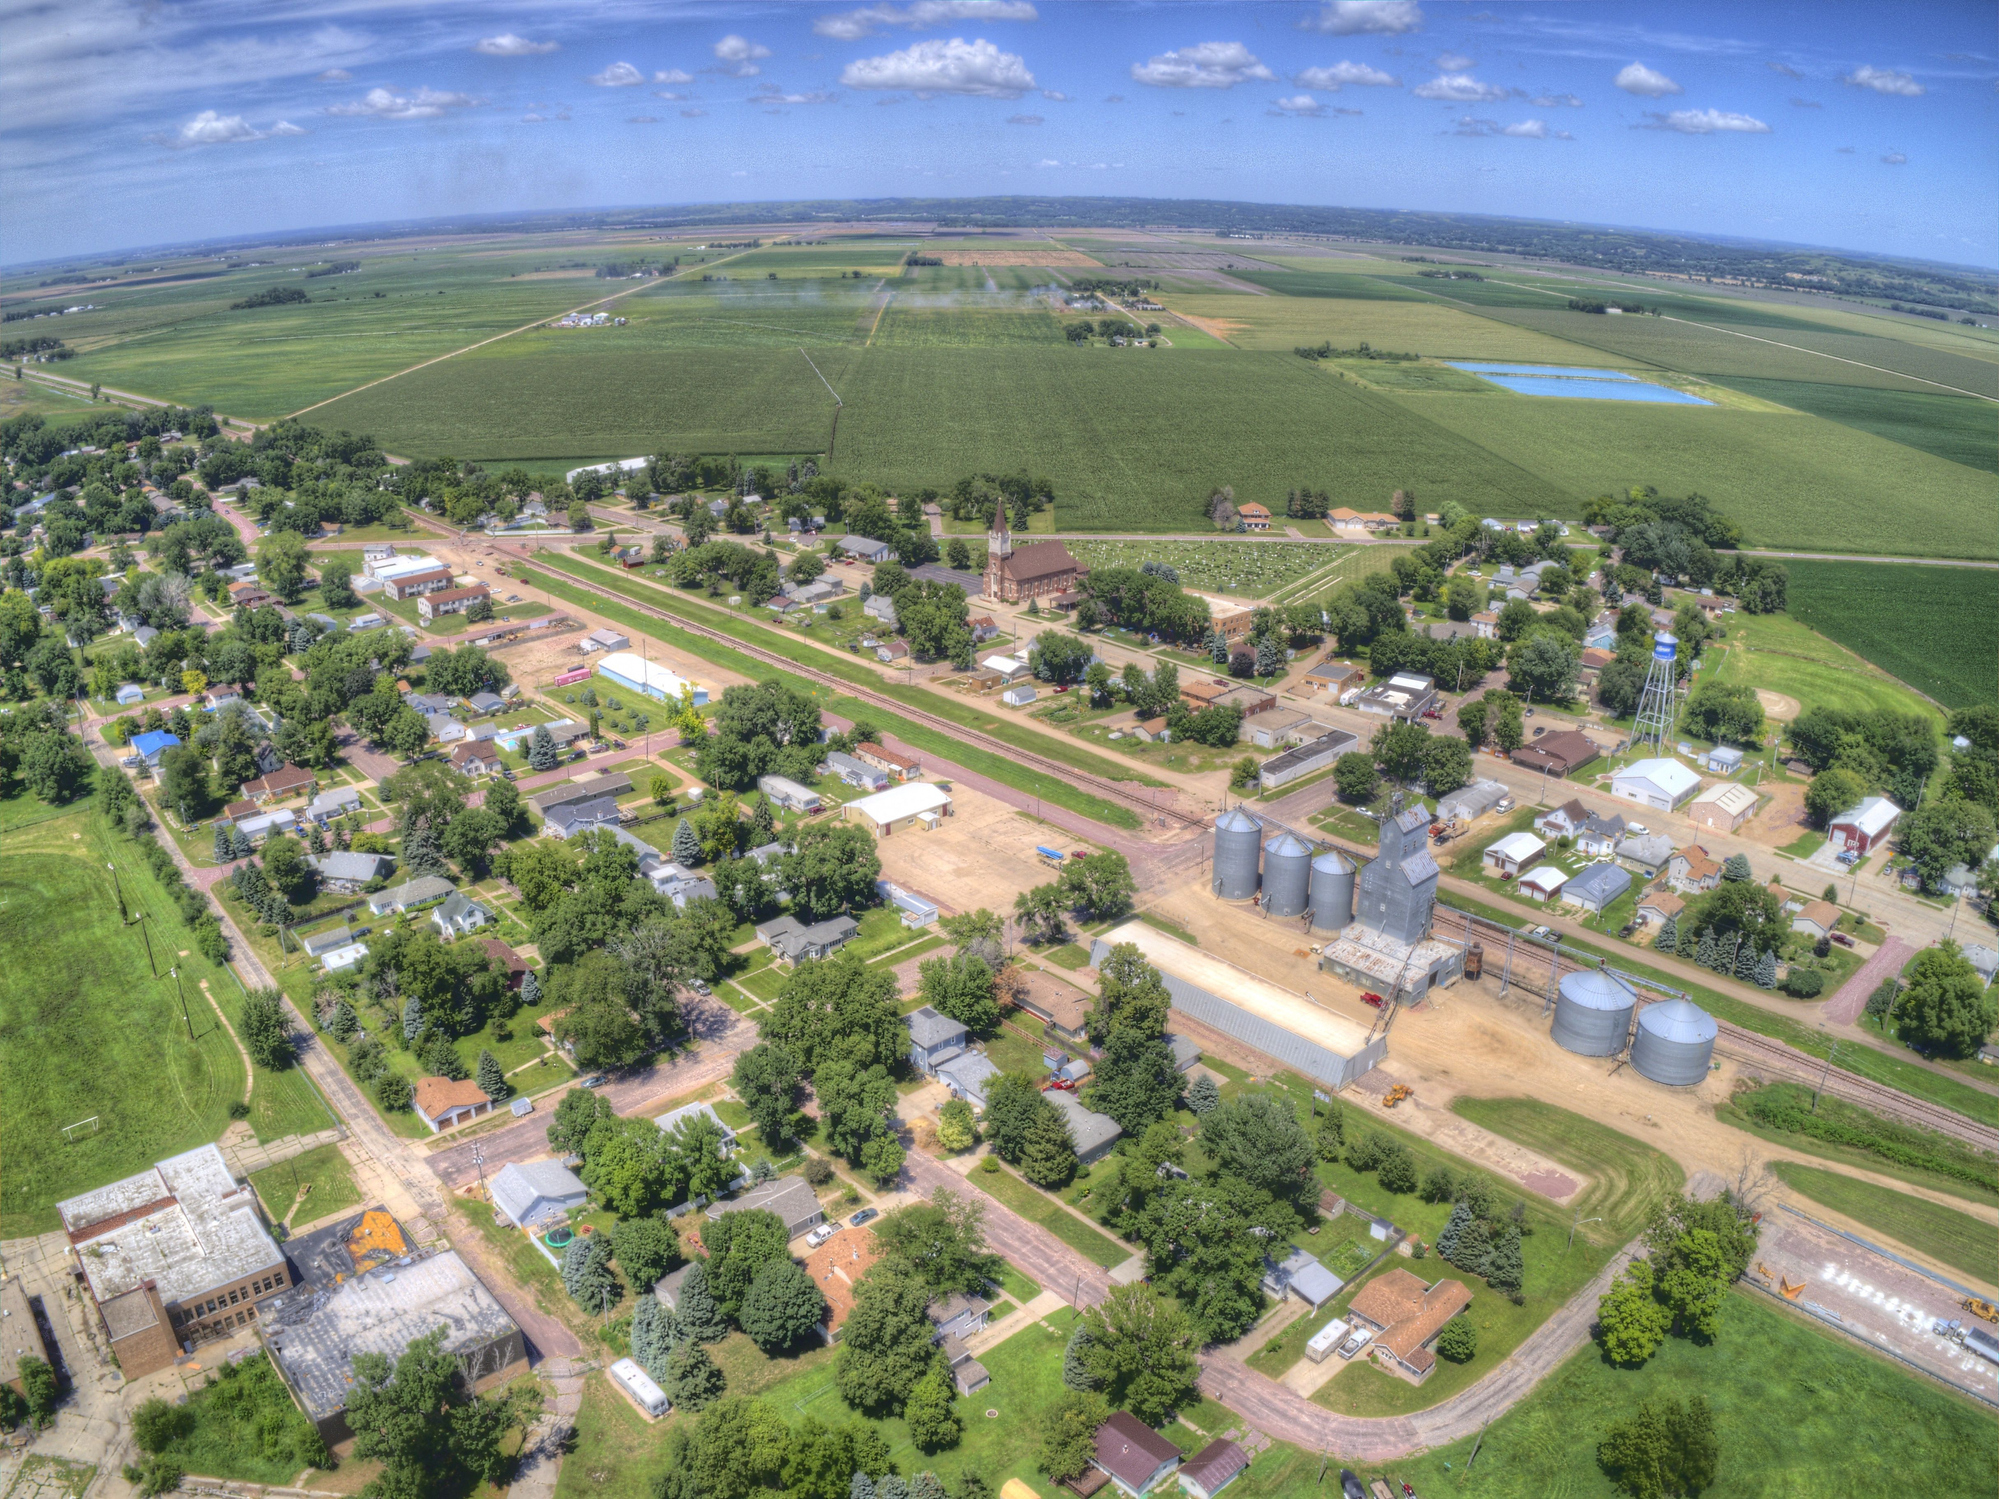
[1568,1210,1601,1251]
[138,914,157,977]
[471,1141,488,1194]
[170,966,193,1041]
[1811,1040,1840,1113]
[108,861,127,923]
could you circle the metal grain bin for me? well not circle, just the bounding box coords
[1550,968,1636,1057]
[1262,833,1313,917]
[1630,999,1717,1086]
[1212,806,1263,899]
[1309,849,1356,932]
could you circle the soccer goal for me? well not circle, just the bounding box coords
[61,1116,102,1144]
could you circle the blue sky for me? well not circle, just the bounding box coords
[3,0,1993,268]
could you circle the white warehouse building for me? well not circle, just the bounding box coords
[595,652,709,707]
[1610,757,1702,812]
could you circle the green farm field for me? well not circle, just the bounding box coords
[0,811,330,1236]
[1782,560,1999,710]
[1409,392,1999,559]
[1169,288,1608,362]
[1707,377,1999,473]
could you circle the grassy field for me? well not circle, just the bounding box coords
[1715,1083,1997,1205]
[1166,288,1600,361]
[1770,1161,1996,1284]
[1703,609,1949,724]
[1449,1098,1686,1239]
[1706,377,1998,473]
[1409,391,1999,559]
[0,811,329,1236]
[1781,559,1999,710]
[960,1162,1130,1267]
[250,1142,362,1227]
[1365,1287,1996,1497]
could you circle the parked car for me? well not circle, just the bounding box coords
[1336,1328,1374,1360]
[1360,991,1386,1009]
[849,1208,879,1228]
[1830,931,1856,948]
[805,1222,840,1249]
[579,1074,607,1089]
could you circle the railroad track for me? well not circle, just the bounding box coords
[526,554,1212,834]
[1428,907,1999,1155]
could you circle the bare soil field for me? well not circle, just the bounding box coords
[871,786,1069,918]
[934,249,1101,266]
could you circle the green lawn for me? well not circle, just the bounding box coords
[1336,1288,1996,1498]
[962,1163,1130,1267]
[1715,1082,1997,1205]
[1704,609,1945,727]
[0,810,330,1236]
[1770,1162,1997,1285]
[1449,1098,1687,1240]
[251,1143,363,1227]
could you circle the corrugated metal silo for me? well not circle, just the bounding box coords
[1212,806,1263,899]
[1631,999,1717,1086]
[1550,968,1636,1057]
[1309,849,1356,932]
[1262,833,1313,917]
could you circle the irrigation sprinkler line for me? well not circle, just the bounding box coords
[798,347,843,406]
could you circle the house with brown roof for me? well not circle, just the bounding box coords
[1346,1268,1472,1384]
[240,764,317,804]
[1667,845,1723,893]
[1791,899,1842,940]
[479,938,528,989]
[1509,731,1600,778]
[1635,890,1684,929]
[1180,678,1234,709]
[1236,502,1271,532]
[1008,967,1090,1046]
[383,566,455,601]
[1178,1439,1250,1499]
[412,1076,496,1133]
[450,740,503,777]
[982,525,1081,603]
[1093,1412,1182,1497]
[854,742,921,781]
[418,583,491,622]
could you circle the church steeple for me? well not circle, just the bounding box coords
[988,518,1013,559]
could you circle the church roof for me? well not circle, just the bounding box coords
[994,540,1080,583]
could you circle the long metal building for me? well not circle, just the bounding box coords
[1089,921,1385,1091]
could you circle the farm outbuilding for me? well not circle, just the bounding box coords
[1090,921,1385,1092]
[596,651,708,706]
[844,782,952,835]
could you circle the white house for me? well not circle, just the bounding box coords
[1610,758,1702,812]
[1483,831,1545,878]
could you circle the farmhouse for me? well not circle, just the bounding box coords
[58,1144,290,1378]
[1534,799,1591,839]
[1236,502,1272,532]
[1345,1269,1472,1385]
[982,524,1081,603]
[431,891,492,939]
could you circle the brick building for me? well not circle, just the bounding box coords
[981,524,1081,603]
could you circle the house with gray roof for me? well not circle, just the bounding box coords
[1614,832,1675,879]
[368,875,455,916]
[937,1051,1000,1108]
[1261,1245,1344,1308]
[301,925,356,959]
[488,1160,588,1230]
[426,713,468,744]
[1564,860,1633,915]
[306,786,363,823]
[432,891,493,940]
[754,913,859,964]
[705,1175,824,1240]
[825,750,890,792]
[905,1006,970,1073]
[309,850,391,893]
[545,796,621,839]
[1049,1089,1122,1164]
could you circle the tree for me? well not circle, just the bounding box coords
[238,987,293,1069]
[875,1189,1002,1296]
[1370,720,1430,783]
[731,1042,800,1149]
[783,821,882,919]
[1508,629,1580,701]
[1597,1395,1719,1499]
[1721,852,1752,883]
[1085,944,1181,1134]
[1597,1258,1673,1366]
[981,1072,1049,1162]
[738,1258,827,1352]
[1485,1223,1525,1302]
[257,531,311,602]
[1894,941,1995,1057]
[861,1132,906,1187]
[1378,1146,1419,1196]
[814,1041,899,1162]
[936,1097,977,1152]
[346,1328,531,1499]
[1199,1091,1315,1207]
[675,1261,729,1342]
[630,1294,683,1382]
[375,1073,413,1111]
[1134,1173,1280,1342]
[560,1230,623,1315]
[1422,735,1473,796]
[1436,1314,1477,1363]
[1075,1283,1199,1426]
[610,1217,680,1290]
[16,1355,57,1429]
[1019,1105,1078,1188]
[1012,883,1068,945]
[704,1207,792,1321]
[918,952,1000,1034]
[547,1088,612,1155]
[528,725,559,771]
[1061,851,1135,922]
[1038,1390,1110,1482]
[1902,796,1998,892]
[1185,1073,1220,1115]
[1801,765,1865,828]
[837,1266,939,1413]
[904,1365,961,1451]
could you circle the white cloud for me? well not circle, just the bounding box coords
[477,34,559,57]
[754,85,838,105]
[1270,93,1324,116]
[1413,72,1507,102]
[681,108,707,117]
[840,37,1035,96]
[317,68,351,83]
[150,109,303,148]
[1615,62,1681,97]
[814,2,1037,41]
[1434,52,1473,71]
[655,69,694,84]
[1881,150,1907,164]
[587,61,645,87]
[1007,112,1042,123]
[1639,107,1770,134]
[1303,1,1423,36]
[1454,115,1568,139]
[327,86,480,120]
[1041,89,1067,100]
[1531,92,1582,107]
[1294,60,1398,90]
[1034,157,1061,166]
[1131,42,1273,89]
[522,112,548,122]
[1844,65,1924,96]
[712,35,772,77]
[1767,60,1802,79]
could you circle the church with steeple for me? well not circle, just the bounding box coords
[981,522,1082,604]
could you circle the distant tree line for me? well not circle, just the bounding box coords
[230,286,310,310]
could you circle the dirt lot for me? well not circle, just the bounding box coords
[1746,1213,1999,1404]
[872,781,1074,919]
[1737,777,1811,849]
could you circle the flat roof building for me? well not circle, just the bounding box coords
[843,782,952,836]
[596,651,708,707]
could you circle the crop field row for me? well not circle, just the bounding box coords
[1783,559,1999,710]
[1704,377,1998,473]
[1062,538,1346,598]
[1165,291,1595,362]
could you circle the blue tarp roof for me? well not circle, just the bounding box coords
[131,730,181,757]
